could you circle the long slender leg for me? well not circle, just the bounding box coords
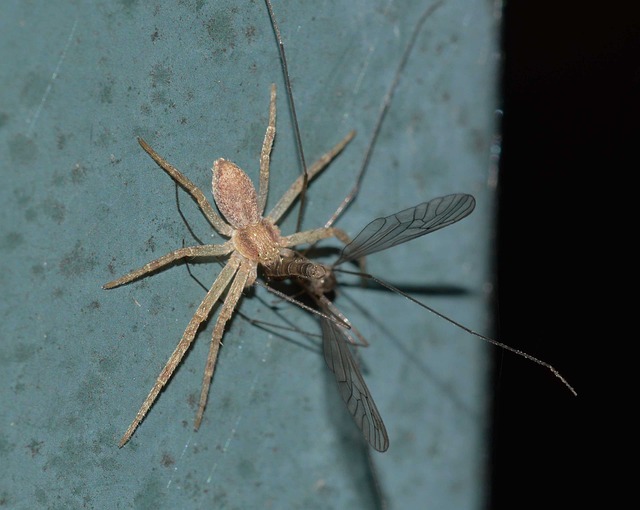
[267,130,356,223]
[282,228,367,273]
[257,84,277,215]
[103,243,233,289]
[118,258,240,447]
[137,137,234,237]
[194,263,250,429]
[282,226,352,247]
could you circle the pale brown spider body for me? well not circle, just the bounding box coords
[214,158,284,281]
[104,84,354,447]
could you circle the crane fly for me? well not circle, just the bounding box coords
[266,194,477,451]
[266,191,576,450]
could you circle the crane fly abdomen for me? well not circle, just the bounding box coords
[267,254,329,282]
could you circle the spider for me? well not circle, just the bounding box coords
[103,84,355,447]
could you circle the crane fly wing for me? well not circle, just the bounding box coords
[321,310,389,452]
[314,194,474,450]
[336,193,475,265]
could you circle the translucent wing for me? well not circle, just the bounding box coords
[320,300,389,452]
[336,193,475,265]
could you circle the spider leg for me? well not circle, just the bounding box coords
[281,226,352,247]
[266,130,356,223]
[118,257,240,447]
[103,243,233,289]
[282,227,367,281]
[137,137,234,237]
[194,262,251,430]
[257,84,276,215]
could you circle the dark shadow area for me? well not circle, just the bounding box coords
[493,3,637,508]
[335,277,471,298]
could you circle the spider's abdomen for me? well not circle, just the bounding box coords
[233,219,283,264]
[212,159,260,229]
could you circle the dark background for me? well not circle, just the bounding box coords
[493,3,636,508]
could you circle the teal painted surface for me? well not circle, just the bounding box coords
[0,1,498,508]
